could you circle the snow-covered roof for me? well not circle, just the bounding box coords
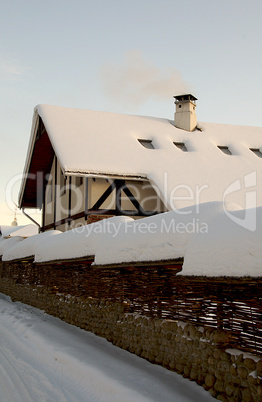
[19,104,262,210]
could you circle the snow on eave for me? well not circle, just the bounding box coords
[65,170,147,181]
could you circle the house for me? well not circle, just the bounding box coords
[19,95,262,232]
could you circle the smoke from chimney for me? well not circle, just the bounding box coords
[100,50,192,109]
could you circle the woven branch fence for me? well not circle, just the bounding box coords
[0,259,262,356]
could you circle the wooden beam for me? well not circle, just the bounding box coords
[41,177,46,231]
[85,177,88,221]
[41,209,163,231]
[68,176,72,227]
[115,179,123,212]
[91,180,116,210]
[53,156,57,229]
[121,182,147,214]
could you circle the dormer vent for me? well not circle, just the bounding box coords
[217,145,232,155]
[138,139,154,149]
[250,148,262,158]
[173,141,187,152]
[174,94,197,132]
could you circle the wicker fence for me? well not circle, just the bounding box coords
[0,258,262,356]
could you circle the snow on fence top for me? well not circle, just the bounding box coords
[2,203,262,277]
[34,216,134,263]
[2,230,61,261]
[0,237,24,257]
[0,224,38,239]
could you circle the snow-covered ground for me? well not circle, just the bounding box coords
[0,293,213,402]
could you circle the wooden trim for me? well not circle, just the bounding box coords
[68,176,72,227]
[93,258,183,270]
[122,182,146,214]
[91,181,116,210]
[54,156,57,229]
[42,211,86,231]
[4,256,35,264]
[42,174,46,229]
[91,179,151,215]
[36,255,94,265]
[87,209,161,216]
[115,179,123,212]
[85,177,88,221]
[41,209,163,231]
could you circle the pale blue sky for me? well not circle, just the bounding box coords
[1,0,262,224]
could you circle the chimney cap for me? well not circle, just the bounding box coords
[174,94,198,102]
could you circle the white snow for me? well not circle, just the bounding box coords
[0,224,38,239]
[14,105,262,276]
[20,105,262,211]
[34,216,133,263]
[91,202,262,276]
[1,202,260,277]
[182,205,262,276]
[0,293,213,401]
[0,236,24,257]
[2,230,61,261]
[226,348,261,363]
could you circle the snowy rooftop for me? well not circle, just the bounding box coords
[19,104,262,210]
[14,104,262,277]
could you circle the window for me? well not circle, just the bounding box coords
[173,142,187,152]
[138,139,154,149]
[46,180,52,204]
[217,145,232,155]
[76,176,83,187]
[60,169,66,196]
[250,148,262,158]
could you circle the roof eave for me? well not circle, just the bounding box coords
[64,170,148,181]
[18,110,40,208]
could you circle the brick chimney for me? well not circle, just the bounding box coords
[174,94,197,132]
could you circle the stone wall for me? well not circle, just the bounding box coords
[0,276,261,401]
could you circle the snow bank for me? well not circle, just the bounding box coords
[35,216,133,263]
[9,224,39,238]
[93,208,199,266]
[182,206,262,276]
[94,202,262,277]
[0,237,24,257]
[3,203,262,277]
[2,230,61,261]
[0,224,38,238]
